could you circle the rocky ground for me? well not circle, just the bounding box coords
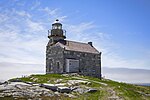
[0,77,100,99]
[0,73,150,100]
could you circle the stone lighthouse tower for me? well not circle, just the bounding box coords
[46,19,66,73]
[47,19,66,45]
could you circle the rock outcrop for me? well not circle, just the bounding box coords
[0,79,98,99]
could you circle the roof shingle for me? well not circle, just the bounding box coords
[55,40,100,54]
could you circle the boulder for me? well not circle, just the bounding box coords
[41,83,57,91]
[86,88,97,93]
[70,86,78,91]
[9,79,23,82]
[10,82,31,86]
[0,80,5,85]
[64,93,77,98]
[73,87,86,94]
[0,82,55,98]
[57,87,71,93]
[33,78,38,82]
[25,81,36,85]
[32,83,40,86]
[68,80,89,86]
[54,79,63,83]
[73,86,97,94]
[55,83,66,87]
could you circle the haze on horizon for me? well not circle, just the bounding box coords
[0,0,150,72]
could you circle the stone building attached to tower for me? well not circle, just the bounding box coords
[46,20,102,79]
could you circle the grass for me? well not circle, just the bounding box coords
[76,90,104,100]
[9,74,66,83]
[99,79,150,100]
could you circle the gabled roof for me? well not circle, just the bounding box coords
[55,40,100,54]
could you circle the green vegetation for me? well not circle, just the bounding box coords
[10,74,67,83]
[8,74,150,100]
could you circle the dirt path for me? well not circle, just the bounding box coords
[73,77,124,100]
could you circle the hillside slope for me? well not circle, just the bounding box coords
[0,74,150,100]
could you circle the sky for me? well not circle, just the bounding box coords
[0,0,150,70]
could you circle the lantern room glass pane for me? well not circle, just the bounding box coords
[52,25,57,29]
[52,24,62,29]
[58,26,62,29]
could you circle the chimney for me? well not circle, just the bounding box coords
[88,42,93,47]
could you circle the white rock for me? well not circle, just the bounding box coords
[64,93,77,98]
[55,83,66,87]
[41,83,57,91]
[68,80,89,86]
[57,87,71,93]
[54,79,63,83]
[10,82,32,86]
[85,88,97,93]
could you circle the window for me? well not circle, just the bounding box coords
[49,65,51,71]
[52,25,57,29]
[58,26,62,29]
[93,55,96,58]
[56,62,60,69]
[48,60,52,72]
[98,56,101,59]
[69,63,71,65]
[52,25,62,29]
[50,39,52,43]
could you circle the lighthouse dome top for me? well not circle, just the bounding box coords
[53,19,62,24]
[52,19,62,29]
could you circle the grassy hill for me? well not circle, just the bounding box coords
[3,74,150,100]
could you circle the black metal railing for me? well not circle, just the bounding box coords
[48,29,66,38]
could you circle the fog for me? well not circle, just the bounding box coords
[102,67,150,83]
[0,62,150,84]
[0,62,44,81]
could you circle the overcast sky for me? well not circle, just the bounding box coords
[0,0,150,70]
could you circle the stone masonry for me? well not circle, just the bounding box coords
[46,19,102,79]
